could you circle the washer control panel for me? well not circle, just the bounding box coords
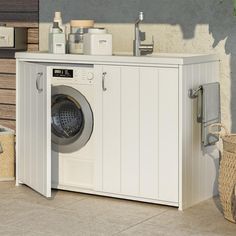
[50,66,95,85]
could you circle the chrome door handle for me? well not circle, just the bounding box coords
[102,72,107,91]
[36,72,43,93]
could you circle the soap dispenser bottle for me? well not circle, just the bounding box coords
[48,22,66,54]
[50,12,65,33]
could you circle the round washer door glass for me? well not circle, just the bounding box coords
[51,85,93,153]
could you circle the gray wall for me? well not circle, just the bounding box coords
[40,0,235,39]
[40,0,236,131]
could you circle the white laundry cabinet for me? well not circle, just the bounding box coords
[16,53,220,210]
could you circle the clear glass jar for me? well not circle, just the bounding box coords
[68,20,94,54]
[68,28,87,54]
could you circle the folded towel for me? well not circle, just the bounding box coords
[199,82,221,146]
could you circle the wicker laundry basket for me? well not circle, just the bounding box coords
[0,126,15,181]
[210,123,236,223]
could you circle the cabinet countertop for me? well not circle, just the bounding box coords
[15,52,219,66]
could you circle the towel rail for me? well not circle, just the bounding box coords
[188,82,221,146]
[188,86,202,99]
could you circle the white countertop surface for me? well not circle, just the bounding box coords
[15,52,219,66]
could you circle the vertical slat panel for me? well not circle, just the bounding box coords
[40,65,51,196]
[182,65,187,208]
[102,66,121,194]
[120,66,140,196]
[139,67,159,199]
[158,67,179,203]
[30,64,37,188]
[186,65,193,207]
[195,64,202,202]
[24,62,31,185]
[17,62,51,197]
[191,64,201,204]
[93,65,103,191]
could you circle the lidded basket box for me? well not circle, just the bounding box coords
[0,126,15,181]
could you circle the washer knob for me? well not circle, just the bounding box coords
[87,72,94,80]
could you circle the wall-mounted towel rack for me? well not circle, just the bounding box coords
[188,82,221,146]
[188,86,202,99]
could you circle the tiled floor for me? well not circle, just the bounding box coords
[0,181,235,236]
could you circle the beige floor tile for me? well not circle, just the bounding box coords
[0,185,87,210]
[31,189,88,208]
[0,182,235,236]
[144,198,236,236]
[24,231,56,236]
[0,200,53,226]
[60,195,170,222]
[12,207,126,236]
[0,226,25,236]
[0,181,15,190]
[117,223,227,236]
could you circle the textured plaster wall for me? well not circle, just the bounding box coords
[39,0,236,132]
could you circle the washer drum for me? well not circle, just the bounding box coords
[51,85,94,153]
[51,96,84,138]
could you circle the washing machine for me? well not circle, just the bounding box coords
[49,65,97,191]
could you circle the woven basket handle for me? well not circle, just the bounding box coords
[209,123,229,137]
[0,142,3,154]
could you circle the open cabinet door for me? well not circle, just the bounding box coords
[16,61,51,197]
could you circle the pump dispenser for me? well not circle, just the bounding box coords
[52,12,65,33]
[49,18,66,54]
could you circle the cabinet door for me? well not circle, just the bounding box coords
[102,66,140,196]
[17,62,51,198]
[102,65,179,203]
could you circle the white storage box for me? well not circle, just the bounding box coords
[83,28,112,55]
[0,26,14,47]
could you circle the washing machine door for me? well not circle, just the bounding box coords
[51,85,93,153]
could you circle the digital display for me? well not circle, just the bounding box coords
[53,69,73,78]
